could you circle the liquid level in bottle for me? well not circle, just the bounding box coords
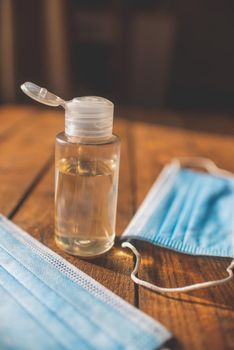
[55,157,118,257]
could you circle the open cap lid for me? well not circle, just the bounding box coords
[20,82,65,107]
[21,82,114,139]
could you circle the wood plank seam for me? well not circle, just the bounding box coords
[9,154,54,220]
[126,122,139,309]
[10,117,136,304]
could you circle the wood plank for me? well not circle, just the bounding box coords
[130,121,234,349]
[0,107,63,216]
[2,106,233,347]
[12,117,135,303]
[0,105,35,137]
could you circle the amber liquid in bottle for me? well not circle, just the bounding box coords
[55,133,120,258]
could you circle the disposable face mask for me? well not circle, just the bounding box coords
[122,158,234,293]
[0,215,171,350]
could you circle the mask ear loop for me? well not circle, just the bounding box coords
[173,156,234,178]
[122,242,234,293]
[122,156,234,293]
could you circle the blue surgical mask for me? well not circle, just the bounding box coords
[122,158,234,293]
[0,215,171,349]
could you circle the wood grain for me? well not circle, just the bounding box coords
[0,109,63,216]
[0,105,35,138]
[130,121,234,349]
[9,110,135,303]
[0,105,234,349]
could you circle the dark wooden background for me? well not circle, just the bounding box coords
[1,0,234,112]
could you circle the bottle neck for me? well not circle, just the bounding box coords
[65,132,113,144]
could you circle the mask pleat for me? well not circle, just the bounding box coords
[122,162,234,258]
[0,244,121,350]
[0,284,66,350]
[0,217,171,350]
[149,170,195,242]
[168,170,204,245]
[0,265,81,350]
[184,174,233,254]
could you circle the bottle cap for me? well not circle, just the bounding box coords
[65,96,113,139]
[21,82,114,139]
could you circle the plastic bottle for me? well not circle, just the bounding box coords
[21,83,120,257]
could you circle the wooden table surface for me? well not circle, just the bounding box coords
[0,105,234,350]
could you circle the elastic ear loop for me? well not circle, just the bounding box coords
[173,156,234,178]
[122,157,234,292]
[122,242,234,292]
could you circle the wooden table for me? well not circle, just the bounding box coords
[0,105,234,350]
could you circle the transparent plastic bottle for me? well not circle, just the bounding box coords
[54,97,120,257]
[20,83,120,258]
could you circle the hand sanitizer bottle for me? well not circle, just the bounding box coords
[21,83,121,257]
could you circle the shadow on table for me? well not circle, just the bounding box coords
[78,237,134,276]
[133,242,234,311]
[76,237,234,311]
[42,226,233,311]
